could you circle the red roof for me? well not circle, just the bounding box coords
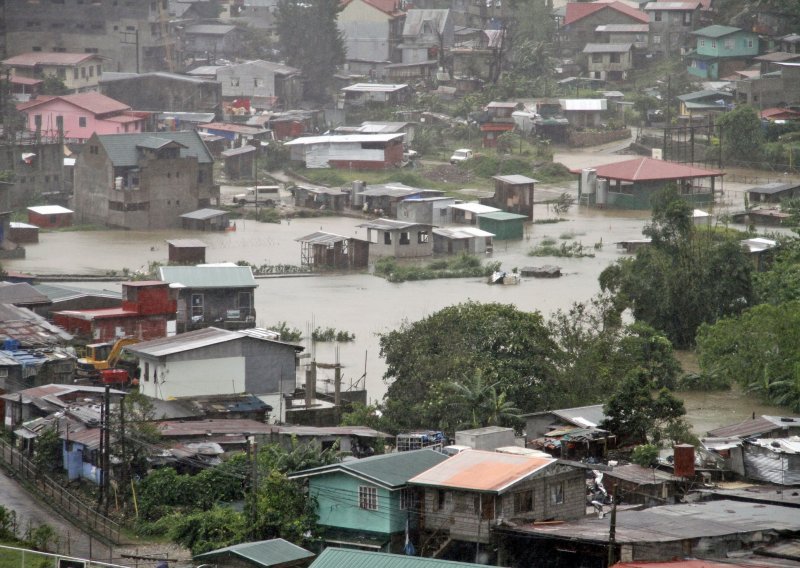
[10,76,43,86]
[564,1,649,25]
[480,123,515,131]
[341,0,402,16]
[586,157,722,182]
[17,92,130,116]
[2,52,101,67]
[53,307,139,321]
[761,107,800,120]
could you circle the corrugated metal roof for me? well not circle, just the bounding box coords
[284,134,404,146]
[309,547,486,568]
[160,264,256,289]
[559,99,608,111]
[295,231,352,245]
[0,283,51,305]
[341,83,409,93]
[409,449,555,493]
[166,239,207,248]
[27,205,73,215]
[433,227,495,239]
[357,218,431,230]
[583,43,633,53]
[158,418,276,437]
[493,174,538,184]
[564,1,649,25]
[17,92,131,115]
[292,448,447,489]
[590,157,722,182]
[194,538,314,566]
[706,415,800,438]
[127,326,243,357]
[605,464,678,485]
[595,24,650,32]
[552,404,607,427]
[477,212,528,221]
[221,145,255,157]
[97,131,213,166]
[185,24,238,35]
[278,425,387,438]
[449,202,501,215]
[0,304,73,346]
[692,25,744,38]
[179,208,229,221]
[644,1,701,10]
[2,52,100,67]
[403,9,450,36]
[748,181,800,194]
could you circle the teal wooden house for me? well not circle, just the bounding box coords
[289,449,449,553]
[687,25,759,79]
[477,211,528,240]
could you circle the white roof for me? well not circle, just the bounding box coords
[748,437,800,454]
[433,227,495,239]
[284,134,404,145]
[10,222,38,229]
[449,202,502,214]
[27,205,73,215]
[342,83,409,93]
[559,99,608,111]
[741,237,778,253]
[692,209,711,217]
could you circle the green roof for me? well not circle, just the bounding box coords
[692,25,743,38]
[291,449,449,489]
[477,211,528,221]
[97,130,214,167]
[194,538,314,567]
[159,264,257,289]
[309,548,487,568]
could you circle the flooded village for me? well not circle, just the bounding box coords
[1,0,800,567]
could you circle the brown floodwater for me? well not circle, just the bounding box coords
[5,181,789,433]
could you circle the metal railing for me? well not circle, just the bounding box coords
[0,439,122,544]
[0,544,129,568]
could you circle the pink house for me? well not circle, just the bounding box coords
[17,92,149,142]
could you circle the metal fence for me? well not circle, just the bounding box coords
[0,544,128,568]
[0,439,122,544]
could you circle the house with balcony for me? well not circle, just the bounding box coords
[594,24,649,51]
[644,2,701,56]
[289,449,449,553]
[16,92,148,143]
[158,264,257,333]
[687,25,759,80]
[1,53,104,94]
[583,43,634,81]
[479,101,519,147]
[338,0,406,78]
[560,2,649,56]
[73,131,218,230]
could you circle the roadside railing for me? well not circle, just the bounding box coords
[0,544,129,568]
[0,439,122,544]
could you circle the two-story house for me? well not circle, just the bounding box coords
[583,43,634,81]
[338,0,406,78]
[16,92,148,143]
[158,263,258,333]
[214,60,303,110]
[644,2,701,56]
[289,449,450,553]
[480,101,519,147]
[73,131,218,230]
[183,25,244,62]
[395,9,454,80]
[2,53,104,93]
[687,25,759,80]
[560,2,649,56]
[408,450,585,562]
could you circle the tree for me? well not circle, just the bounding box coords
[41,74,68,96]
[112,392,162,493]
[631,444,659,467]
[379,302,560,432]
[446,371,521,430]
[600,188,754,348]
[249,471,319,546]
[716,104,763,164]
[697,300,800,412]
[32,427,62,474]
[753,237,800,305]
[168,506,246,555]
[601,370,688,446]
[275,0,345,102]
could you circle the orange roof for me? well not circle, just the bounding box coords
[18,92,130,116]
[409,449,555,493]
[761,107,800,120]
[577,157,722,182]
[341,0,403,16]
[564,1,649,25]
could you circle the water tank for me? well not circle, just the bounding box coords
[673,444,695,478]
[114,176,124,190]
[351,180,366,207]
[596,179,608,205]
[581,168,597,195]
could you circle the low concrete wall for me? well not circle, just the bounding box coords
[569,128,631,148]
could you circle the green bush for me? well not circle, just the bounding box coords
[374,254,501,283]
[534,162,573,182]
[631,444,659,467]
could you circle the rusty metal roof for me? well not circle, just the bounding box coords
[409,449,555,493]
[706,415,800,438]
[158,418,276,438]
[605,464,678,485]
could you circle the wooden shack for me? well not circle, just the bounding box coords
[220,144,255,180]
[27,205,74,229]
[489,175,537,219]
[179,209,231,231]
[9,222,39,244]
[296,231,369,270]
[477,211,527,240]
[167,239,207,264]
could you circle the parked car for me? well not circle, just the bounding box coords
[450,148,474,165]
[233,185,280,206]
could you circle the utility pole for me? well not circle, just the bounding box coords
[607,487,618,567]
[250,436,259,539]
[103,385,111,515]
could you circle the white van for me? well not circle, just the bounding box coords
[234,185,280,205]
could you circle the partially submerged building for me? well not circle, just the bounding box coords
[357,219,434,258]
[285,134,405,170]
[296,232,370,270]
[432,227,494,255]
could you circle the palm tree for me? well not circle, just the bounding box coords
[447,371,521,430]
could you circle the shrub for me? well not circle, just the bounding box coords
[631,444,659,467]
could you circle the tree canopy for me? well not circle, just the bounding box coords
[275,0,345,102]
[716,105,763,165]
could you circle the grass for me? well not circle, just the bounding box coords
[529,240,595,258]
[374,253,501,283]
[559,230,586,240]
[534,218,567,224]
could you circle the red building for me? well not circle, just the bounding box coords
[27,205,74,229]
[53,281,177,342]
[480,101,518,148]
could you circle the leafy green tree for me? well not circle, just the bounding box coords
[601,370,688,446]
[168,506,246,555]
[716,104,763,164]
[631,444,659,467]
[275,0,345,101]
[697,300,800,412]
[446,371,521,430]
[753,237,800,305]
[41,75,69,95]
[32,427,62,474]
[600,188,753,348]
[340,402,387,430]
[379,302,560,432]
[248,471,319,545]
[113,392,161,486]
[258,437,340,474]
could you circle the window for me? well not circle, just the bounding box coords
[436,489,447,510]
[400,488,417,510]
[513,490,533,513]
[549,482,564,505]
[399,232,410,245]
[254,78,264,87]
[56,115,63,131]
[592,53,602,63]
[81,67,87,78]
[32,46,42,52]
[654,11,662,21]
[747,38,754,48]
[653,34,661,45]
[711,40,716,48]
[724,38,734,49]
[417,231,429,243]
[144,362,150,382]
[237,291,251,310]
[74,69,79,80]
[683,12,692,25]
[699,39,705,47]
[359,486,378,510]
[198,170,205,183]
[191,293,204,317]
[89,66,94,77]
[57,68,66,79]
[384,231,392,245]
[231,78,240,86]
[34,115,42,129]
[610,53,620,63]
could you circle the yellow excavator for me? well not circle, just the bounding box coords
[77,338,140,384]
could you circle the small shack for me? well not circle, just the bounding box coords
[27,205,73,229]
[220,145,256,180]
[747,181,800,204]
[602,464,682,507]
[449,202,501,225]
[433,227,494,254]
[357,218,434,258]
[9,222,39,244]
[292,185,348,211]
[489,175,537,219]
[741,237,778,272]
[167,239,207,265]
[296,231,370,270]
[179,209,231,231]
[357,184,443,217]
[284,134,404,170]
[341,83,411,106]
[477,211,527,240]
[397,196,455,224]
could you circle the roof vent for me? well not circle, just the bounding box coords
[780,417,796,422]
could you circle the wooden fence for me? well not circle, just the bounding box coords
[0,439,122,544]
